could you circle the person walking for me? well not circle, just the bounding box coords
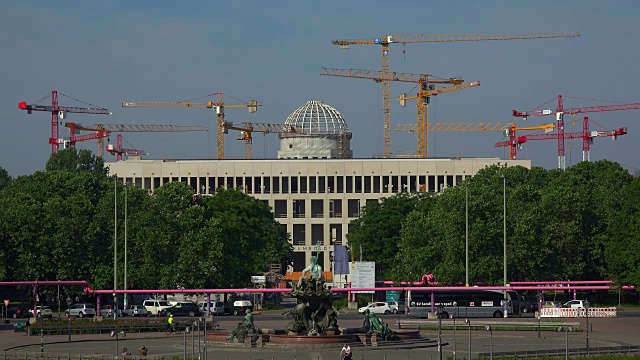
[340,343,352,360]
[167,314,174,331]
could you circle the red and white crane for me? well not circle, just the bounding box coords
[18,90,111,153]
[495,117,627,162]
[512,95,640,169]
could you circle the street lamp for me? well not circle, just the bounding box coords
[502,174,508,318]
[465,318,471,360]
[124,183,128,309]
[452,314,457,360]
[114,178,118,320]
[465,180,469,287]
[436,305,443,360]
[110,329,126,360]
[485,325,493,360]
[184,326,191,360]
[585,299,590,356]
[66,296,72,343]
[557,326,574,360]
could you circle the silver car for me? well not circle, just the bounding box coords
[122,305,148,317]
[65,303,96,318]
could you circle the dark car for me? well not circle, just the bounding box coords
[520,300,539,313]
[7,305,30,319]
[159,302,201,317]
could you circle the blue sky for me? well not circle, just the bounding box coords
[2,0,639,176]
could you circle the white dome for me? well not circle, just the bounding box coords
[283,100,349,134]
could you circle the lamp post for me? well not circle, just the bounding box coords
[66,297,72,343]
[585,299,590,356]
[465,318,471,360]
[114,178,118,320]
[184,326,191,360]
[465,180,469,287]
[502,174,508,318]
[452,314,457,360]
[557,326,574,360]
[485,325,493,360]
[110,329,126,360]
[124,183,128,309]
[437,305,443,360]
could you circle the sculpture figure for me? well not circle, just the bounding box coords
[227,309,259,343]
[366,310,393,341]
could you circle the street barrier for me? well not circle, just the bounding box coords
[540,307,617,318]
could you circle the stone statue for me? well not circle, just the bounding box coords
[285,254,340,336]
[297,255,323,287]
[227,309,259,343]
[366,310,393,341]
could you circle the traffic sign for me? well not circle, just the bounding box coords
[3,299,9,307]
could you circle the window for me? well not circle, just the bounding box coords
[311,224,324,246]
[300,176,307,193]
[311,200,323,218]
[329,199,342,218]
[274,200,287,218]
[293,200,305,218]
[293,224,306,246]
[348,199,361,218]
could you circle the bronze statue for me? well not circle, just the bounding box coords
[227,309,259,343]
[365,310,393,341]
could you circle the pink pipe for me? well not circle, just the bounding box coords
[510,280,613,285]
[0,281,88,286]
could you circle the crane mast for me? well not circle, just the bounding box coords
[331,32,580,157]
[122,93,260,159]
[513,95,640,169]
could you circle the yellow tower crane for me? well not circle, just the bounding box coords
[320,67,479,158]
[122,93,260,159]
[395,122,556,158]
[222,122,303,159]
[331,32,580,158]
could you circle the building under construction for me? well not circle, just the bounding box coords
[106,99,530,286]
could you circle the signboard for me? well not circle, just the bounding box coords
[251,276,266,284]
[3,299,9,307]
[349,261,375,293]
[386,291,400,303]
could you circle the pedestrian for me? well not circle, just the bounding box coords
[122,347,131,356]
[139,346,148,357]
[340,343,352,360]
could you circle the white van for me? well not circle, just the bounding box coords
[198,301,225,316]
[142,299,172,316]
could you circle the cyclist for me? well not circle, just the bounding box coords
[340,343,352,360]
[167,314,174,331]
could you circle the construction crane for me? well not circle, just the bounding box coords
[65,122,208,158]
[496,117,627,162]
[222,122,303,159]
[106,134,147,161]
[513,94,640,169]
[398,80,480,157]
[320,67,478,157]
[331,32,580,158]
[395,122,554,159]
[122,92,260,159]
[18,90,111,153]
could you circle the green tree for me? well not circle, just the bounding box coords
[346,192,433,280]
[0,166,11,191]
[606,176,640,287]
[202,188,293,288]
[46,148,108,178]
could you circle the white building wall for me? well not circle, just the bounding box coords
[107,158,530,282]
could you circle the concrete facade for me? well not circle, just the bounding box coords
[106,157,530,285]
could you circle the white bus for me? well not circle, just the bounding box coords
[406,289,519,318]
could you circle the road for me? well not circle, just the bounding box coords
[1,309,639,360]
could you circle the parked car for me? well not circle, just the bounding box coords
[542,301,561,308]
[7,305,30,319]
[520,300,539,313]
[99,305,122,318]
[226,300,253,316]
[358,302,394,315]
[562,300,588,309]
[159,302,201,317]
[65,303,96,318]
[198,301,224,316]
[29,306,53,319]
[142,299,173,317]
[122,305,148,317]
[387,301,400,314]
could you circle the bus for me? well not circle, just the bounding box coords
[406,289,520,318]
